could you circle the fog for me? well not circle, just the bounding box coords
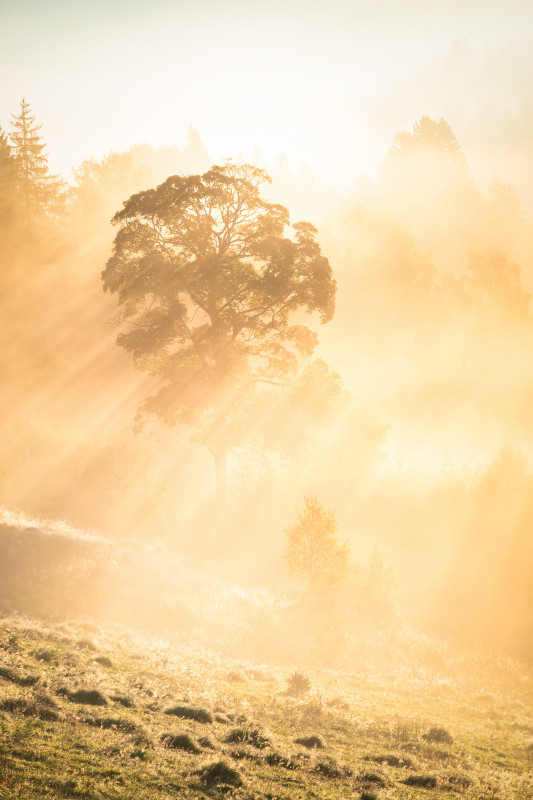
[0,1,532,669]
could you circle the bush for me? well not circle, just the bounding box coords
[197,759,243,787]
[359,771,386,787]
[198,735,217,750]
[314,756,352,778]
[265,751,299,770]
[285,670,311,696]
[0,667,39,686]
[214,712,232,724]
[68,689,107,706]
[83,716,139,733]
[111,695,135,708]
[164,705,213,724]
[94,656,113,668]
[367,752,414,768]
[161,733,202,753]
[225,726,271,749]
[422,726,453,745]
[0,697,60,721]
[295,734,325,749]
[404,774,437,788]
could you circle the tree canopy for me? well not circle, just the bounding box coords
[102,161,336,498]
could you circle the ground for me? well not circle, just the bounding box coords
[0,614,531,800]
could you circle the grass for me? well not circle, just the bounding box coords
[0,613,531,799]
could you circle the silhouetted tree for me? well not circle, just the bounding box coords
[102,162,336,502]
[462,250,530,323]
[9,98,63,216]
[0,126,20,230]
[183,125,210,173]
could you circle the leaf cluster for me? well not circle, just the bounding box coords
[102,162,336,433]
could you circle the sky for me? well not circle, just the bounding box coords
[2,0,533,200]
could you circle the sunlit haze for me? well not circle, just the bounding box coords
[0,1,532,762]
[2,1,533,201]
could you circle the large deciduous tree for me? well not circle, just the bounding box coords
[102,162,336,501]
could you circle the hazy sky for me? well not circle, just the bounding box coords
[2,0,533,199]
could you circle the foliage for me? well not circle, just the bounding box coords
[225,726,271,749]
[0,126,20,231]
[102,161,336,496]
[164,705,213,723]
[284,496,349,595]
[197,759,243,787]
[294,734,325,749]
[9,98,64,217]
[161,732,202,753]
[285,670,311,696]
[422,727,453,745]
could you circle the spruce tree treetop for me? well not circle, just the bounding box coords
[0,125,20,228]
[9,98,63,215]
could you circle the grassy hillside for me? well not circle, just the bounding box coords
[0,612,531,800]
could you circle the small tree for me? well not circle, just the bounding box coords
[284,496,349,596]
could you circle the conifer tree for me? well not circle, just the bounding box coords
[9,98,63,215]
[0,125,20,228]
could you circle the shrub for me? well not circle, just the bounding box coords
[68,689,107,706]
[111,695,135,708]
[197,759,243,787]
[285,670,311,696]
[367,753,414,768]
[161,733,202,753]
[225,726,271,749]
[198,735,217,750]
[314,756,352,778]
[295,734,325,749]
[359,771,386,786]
[422,726,453,745]
[0,667,39,686]
[265,751,299,770]
[404,774,437,788]
[229,746,262,761]
[94,656,113,668]
[0,697,60,721]
[447,772,472,789]
[164,705,213,723]
[83,716,139,733]
[76,639,97,650]
[35,648,56,663]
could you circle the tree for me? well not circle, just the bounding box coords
[0,126,20,231]
[102,162,336,502]
[284,495,349,596]
[9,98,63,216]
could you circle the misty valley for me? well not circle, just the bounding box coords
[0,96,532,799]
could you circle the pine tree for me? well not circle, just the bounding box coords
[9,98,63,216]
[0,125,20,227]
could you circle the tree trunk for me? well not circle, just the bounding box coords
[214,447,227,507]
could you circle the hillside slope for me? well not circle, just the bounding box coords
[0,613,531,800]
